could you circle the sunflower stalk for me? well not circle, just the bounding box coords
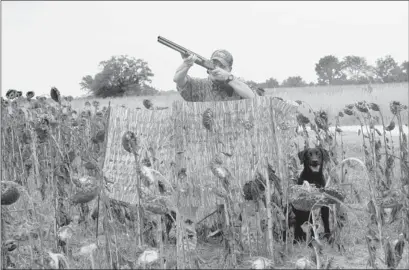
[134,153,144,247]
[376,108,393,187]
[396,111,408,185]
[263,159,274,259]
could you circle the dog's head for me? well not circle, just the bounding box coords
[298,147,330,173]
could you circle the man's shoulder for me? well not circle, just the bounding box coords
[177,75,213,102]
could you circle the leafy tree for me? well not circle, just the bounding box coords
[340,55,374,83]
[374,55,401,83]
[245,80,259,88]
[79,75,94,91]
[399,60,408,82]
[281,76,307,87]
[315,55,343,85]
[80,55,154,98]
[139,84,160,96]
[258,77,280,89]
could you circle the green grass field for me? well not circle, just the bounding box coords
[71,82,408,126]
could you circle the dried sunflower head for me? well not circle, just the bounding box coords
[81,111,89,118]
[143,99,153,109]
[26,91,35,100]
[389,101,407,115]
[355,101,369,113]
[35,126,49,143]
[1,182,21,206]
[343,108,354,116]
[369,103,380,112]
[50,87,61,103]
[84,101,91,107]
[338,111,344,117]
[92,101,100,108]
[385,121,395,131]
[22,131,32,145]
[296,113,310,125]
[141,157,152,167]
[202,108,214,131]
[1,98,9,107]
[94,130,105,143]
[40,117,50,127]
[15,91,23,98]
[345,104,354,110]
[122,131,138,154]
[6,89,17,100]
[314,110,328,130]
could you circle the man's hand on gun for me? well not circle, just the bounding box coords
[181,53,198,68]
[181,53,230,82]
[208,67,231,82]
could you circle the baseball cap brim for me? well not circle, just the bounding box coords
[211,57,230,68]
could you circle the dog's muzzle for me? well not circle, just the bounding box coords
[309,161,321,172]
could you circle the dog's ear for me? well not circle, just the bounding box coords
[298,150,306,164]
[320,148,330,163]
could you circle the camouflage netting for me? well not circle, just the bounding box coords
[103,96,299,226]
[289,183,346,211]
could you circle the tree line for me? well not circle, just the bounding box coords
[80,54,408,98]
[252,55,408,89]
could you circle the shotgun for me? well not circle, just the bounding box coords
[157,36,216,71]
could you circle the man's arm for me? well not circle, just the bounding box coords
[173,54,197,89]
[227,78,256,99]
[209,68,256,99]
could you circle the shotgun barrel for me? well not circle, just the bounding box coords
[157,36,216,70]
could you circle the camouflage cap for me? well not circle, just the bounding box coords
[210,49,233,68]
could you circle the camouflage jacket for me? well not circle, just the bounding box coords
[176,75,263,102]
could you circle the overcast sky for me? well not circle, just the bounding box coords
[2,1,408,97]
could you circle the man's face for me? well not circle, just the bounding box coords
[207,59,232,83]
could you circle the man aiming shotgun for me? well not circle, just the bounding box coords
[158,36,262,102]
